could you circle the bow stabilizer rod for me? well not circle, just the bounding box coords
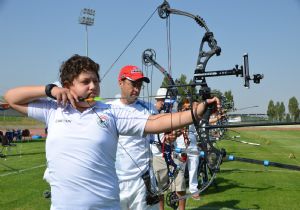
[205,121,300,129]
[228,155,300,171]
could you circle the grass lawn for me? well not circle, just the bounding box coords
[0,116,45,128]
[166,129,300,210]
[1,130,300,210]
[0,141,49,210]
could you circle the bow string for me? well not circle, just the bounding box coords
[142,48,181,192]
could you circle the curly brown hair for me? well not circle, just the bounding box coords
[59,54,100,86]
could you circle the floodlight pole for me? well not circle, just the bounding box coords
[79,8,95,57]
[85,24,89,57]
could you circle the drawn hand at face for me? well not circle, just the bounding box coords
[50,86,78,108]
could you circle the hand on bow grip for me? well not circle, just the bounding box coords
[192,96,221,123]
[203,97,222,123]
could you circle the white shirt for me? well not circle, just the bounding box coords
[107,99,156,181]
[151,133,164,156]
[174,125,199,155]
[28,99,149,209]
[186,124,200,155]
[174,132,186,149]
[187,125,199,151]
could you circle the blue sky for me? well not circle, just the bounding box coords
[1,0,299,114]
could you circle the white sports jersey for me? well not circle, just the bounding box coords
[28,99,149,209]
[107,99,157,181]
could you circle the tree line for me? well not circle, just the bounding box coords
[160,74,234,111]
[267,97,300,122]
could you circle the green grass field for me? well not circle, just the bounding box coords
[186,129,300,210]
[1,129,300,210]
[0,116,45,128]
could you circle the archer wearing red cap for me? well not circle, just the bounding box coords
[109,65,160,209]
[118,65,150,104]
[118,65,150,83]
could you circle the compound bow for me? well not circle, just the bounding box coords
[153,1,263,208]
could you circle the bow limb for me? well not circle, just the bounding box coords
[157,1,225,197]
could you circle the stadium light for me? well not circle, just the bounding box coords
[79,8,95,56]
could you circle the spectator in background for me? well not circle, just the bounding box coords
[179,99,201,200]
[151,88,168,210]
[5,129,14,145]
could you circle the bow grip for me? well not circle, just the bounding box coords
[202,102,215,124]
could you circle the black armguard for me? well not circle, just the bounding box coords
[45,84,57,100]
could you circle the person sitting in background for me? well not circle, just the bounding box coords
[5,129,14,145]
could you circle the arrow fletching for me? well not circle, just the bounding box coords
[79,96,103,102]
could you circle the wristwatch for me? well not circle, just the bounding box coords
[45,84,57,99]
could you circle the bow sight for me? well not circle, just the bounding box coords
[194,53,264,89]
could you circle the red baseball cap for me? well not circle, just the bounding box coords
[118,65,150,83]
